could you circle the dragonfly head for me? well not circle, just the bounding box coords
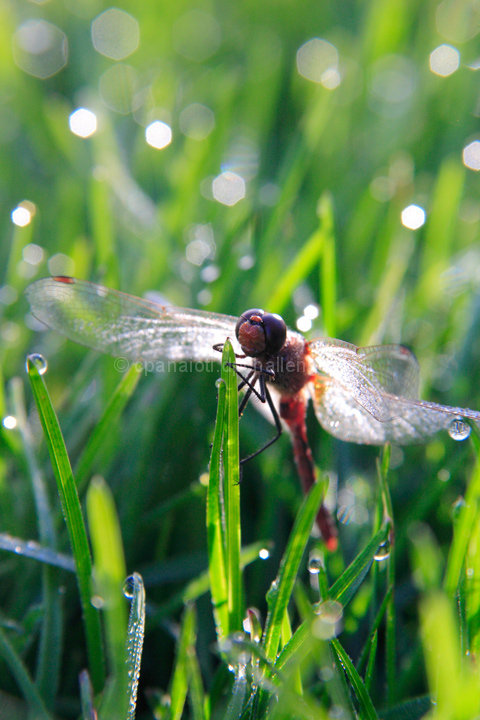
[236,309,287,358]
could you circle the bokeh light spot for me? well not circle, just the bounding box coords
[462,141,480,171]
[23,243,44,266]
[296,38,340,88]
[369,55,416,116]
[173,10,221,62]
[212,172,246,206]
[429,44,460,76]
[48,253,75,277]
[179,103,215,140]
[13,19,68,79]
[2,416,17,430]
[401,204,426,230]
[69,108,97,138]
[11,201,36,227]
[91,8,140,60]
[145,121,172,149]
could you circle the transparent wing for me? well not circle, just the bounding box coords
[26,276,240,366]
[308,339,420,422]
[311,377,480,445]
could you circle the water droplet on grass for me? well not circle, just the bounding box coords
[448,417,471,441]
[26,353,48,375]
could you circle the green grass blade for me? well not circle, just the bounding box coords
[328,525,389,606]
[26,356,105,693]
[318,192,337,338]
[221,339,243,632]
[87,476,128,719]
[207,372,229,638]
[0,626,52,720]
[169,604,197,720]
[124,573,146,720]
[444,436,480,595]
[11,377,61,707]
[263,479,326,662]
[267,210,326,315]
[75,363,142,492]
[330,638,379,720]
[364,629,378,692]
[186,640,206,720]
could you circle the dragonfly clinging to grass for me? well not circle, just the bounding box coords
[26,276,480,550]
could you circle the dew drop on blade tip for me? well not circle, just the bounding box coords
[26,353,48,375]
[448,417,471,441]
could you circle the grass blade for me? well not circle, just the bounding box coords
[124,573,146,720]
[328,524,389,606]
[26,356,105,692]
[0,626,52,720]
[222,339,243,632]
[11,377,62,707]
[330,638,379,720]
[263,479,326,662]
[169,604,197,720]
[207,372,229,638]
[87,476,128,719]
[75,362,142,492]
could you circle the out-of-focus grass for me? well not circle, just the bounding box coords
[1,0,480,717]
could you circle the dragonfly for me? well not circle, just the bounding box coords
[26,276,480,551]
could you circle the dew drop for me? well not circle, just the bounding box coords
[312,600,343,639]
[448,417,471,441]
[123,575,135,599]
[374,541,391,562]
[215,377,225,389]
[26,353,48,375]
[308,551,324,575]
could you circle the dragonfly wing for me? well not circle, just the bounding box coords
[355,344,420,399]
[308,339,420,422]
[311,377,480,445]
[26,277,240,366]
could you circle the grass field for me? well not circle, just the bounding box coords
[1,1,480,718]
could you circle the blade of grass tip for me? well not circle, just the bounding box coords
[26,356,105,693]
[444,434,480,595]
[0,534,75,571]
[75,362,142,493]
[0,626,52,720]
[330,638,379,720]
[317,192,337,339]
[169,604,198,720]
[207,372,229,639]
[221,339,243,632]
[86,475,128,720]
[11,377,62,708]
[328,524,389,607]
[124,573,146,720]
[79,670,97,720]
[263,479,326,664]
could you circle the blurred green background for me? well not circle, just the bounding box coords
[1,0,480,717]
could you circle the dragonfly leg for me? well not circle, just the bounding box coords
[240,378,283,465]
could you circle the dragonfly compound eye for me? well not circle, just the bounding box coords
[262,312,287,355]
[236,308,268,357]
[235,309,287,357]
